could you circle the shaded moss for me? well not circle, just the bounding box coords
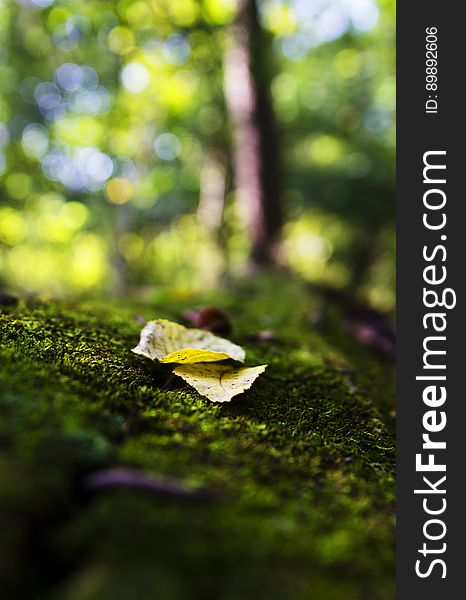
[0,275,395,599]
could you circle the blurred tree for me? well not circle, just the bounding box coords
[0,0,395,309]
[224,0,283,266]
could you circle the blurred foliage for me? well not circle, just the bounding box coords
[0,0,395,310]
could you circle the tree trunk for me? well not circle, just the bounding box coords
[197,149,227,235]
[224,0,283,267]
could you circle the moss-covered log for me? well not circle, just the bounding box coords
[0,275,395,599]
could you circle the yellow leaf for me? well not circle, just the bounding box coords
[132,319,245,363]
[173,363,267,403]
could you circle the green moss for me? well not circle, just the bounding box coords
[0,275,395,599]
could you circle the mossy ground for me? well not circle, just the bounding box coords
[0,275,395,599]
